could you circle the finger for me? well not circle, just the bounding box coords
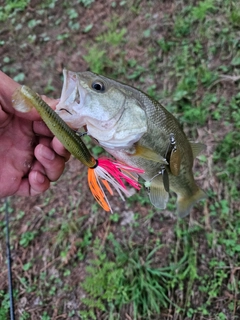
[52,137,71,161]
[33,123,71,163]
[38,135,70,161]
[29,170,50,195]
[15,169,50,196]
[33,120,53,137]
[29,160,51,195]
[34,143,66,181]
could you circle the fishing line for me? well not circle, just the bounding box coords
[5,197,15,320]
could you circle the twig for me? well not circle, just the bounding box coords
[125,314,132,320]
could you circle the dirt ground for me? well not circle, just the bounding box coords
[0,0,239,319]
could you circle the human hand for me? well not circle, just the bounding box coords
[0,71,70,197]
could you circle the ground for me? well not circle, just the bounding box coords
[0,0,240,319]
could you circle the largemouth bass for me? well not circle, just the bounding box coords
[56,69,206,217]
[12,85,144,211]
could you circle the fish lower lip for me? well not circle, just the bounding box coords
[59,108,72,115]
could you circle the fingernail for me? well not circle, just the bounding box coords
[40,145,55,160]
[35,172,45,184]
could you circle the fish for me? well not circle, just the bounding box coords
[12,85,144,212]
[56,69,206,217]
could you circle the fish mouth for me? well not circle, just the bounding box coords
[56,69,84,111]
[56,69,85,128]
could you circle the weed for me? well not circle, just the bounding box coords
[78,0,95,8]
[83,46,108,74]
[0,291,10,319]
[19,231,37,247]
[80,237,186,319]
[83,17,127,75]
[41,312,51,320]
[67,8,80,31]
[56,33,70,41]
[20,311,30,320]
[22,261,33,271]
[229,3,240,26]
[214,130,240,187]
[127,189,151,207]
[127,65,146,80]
[120,247,175,318]
[96,26,127,46]
[110,213,120,223]
[191,0,215,21]
[13,72,25,83]
[43,79,55,94]
[0,0,29,22]
[83,24,93,33]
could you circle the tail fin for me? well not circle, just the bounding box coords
[177,187,206,218]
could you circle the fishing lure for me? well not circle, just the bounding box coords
[12,86,144,211]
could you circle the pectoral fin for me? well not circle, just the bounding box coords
[148,175,169,209]
[128,143,168,165]
[190,142,206,158]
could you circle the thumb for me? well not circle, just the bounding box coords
[13,92,60,122]
[0,71,20,113]
[0,71,60,121]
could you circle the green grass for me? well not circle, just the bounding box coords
[0,0,29,22]
[0,0,240,319]
[79,237,178,319]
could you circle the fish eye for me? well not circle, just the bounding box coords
[92,81,105,92]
